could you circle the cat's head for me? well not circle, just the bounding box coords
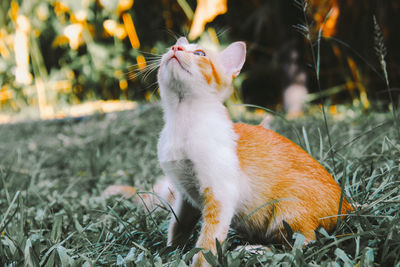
[158,37,246,101]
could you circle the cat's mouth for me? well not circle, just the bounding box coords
[168,55,191,74]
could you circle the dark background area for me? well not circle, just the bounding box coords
[133,0,399,109]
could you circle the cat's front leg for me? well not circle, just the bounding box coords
[168,193,201,247]
[192,187,236,267]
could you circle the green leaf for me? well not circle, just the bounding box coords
[360,247,374,267]
[44,249,57,267]
[24,238,40,267]
[203,250,219,266]
[334,248,354,267]
[172,259,188,267]
[292,232,306,251]
[227,252,241,267]
[116,254,124,265]
[57,245,74,267]
[153,256,163,267]
[124,247,136,262]
[51,215,63,243]
[2,235,17,256]
[184,248,202,263]
[302,126,312,155]
[73,216,84,233]
[216,239,223,265]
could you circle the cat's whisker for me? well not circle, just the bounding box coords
[127,63,160,81]
[125,67,150,79]
[146,81,160,93]
[128,59,162,69]
[151,83,159,93]
[164,29,180,41]
[135,48,163,57]
[127,64,160,75]
[142,66,159,82]
[215,27,231,39]
[139,52,163,58]
[127,61,161,75]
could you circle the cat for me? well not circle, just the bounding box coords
[104,37,353,267]
[157,37,352,266]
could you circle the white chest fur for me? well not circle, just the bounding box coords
[157,98,244,207]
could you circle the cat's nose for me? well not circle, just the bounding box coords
[172,45,184,52]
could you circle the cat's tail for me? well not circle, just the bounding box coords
[102,177,177,211]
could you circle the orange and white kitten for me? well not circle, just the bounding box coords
[156,37,352,266]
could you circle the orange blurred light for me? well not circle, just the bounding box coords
[323,6,339,37]
[0,29,11,59]
[122,13,140,49]
[329,105,337,115]
[103,19,118,35]
[189,0,227,40]
[54,1,69,16]
[119,79,128,90]
[144,91,152,101]
[0,86,13,102]
[9,0,19,22]
[115,24,127,39]
[118,0,134,16]
[52,35,69,47]
[103,20,127,39]
[136,54,146,71]
[313,0,339,37]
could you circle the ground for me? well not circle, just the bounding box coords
[0,103,399,266]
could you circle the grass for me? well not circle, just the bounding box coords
[0,103,399,266]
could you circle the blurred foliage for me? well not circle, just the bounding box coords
[0,0,183,117]
[0,0,399,119]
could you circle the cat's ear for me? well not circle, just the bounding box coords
[176,37,189,46]
[219,42,246,77]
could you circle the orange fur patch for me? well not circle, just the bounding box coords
[233,123,353,242]
[197,57,212,85]
[197,57,209,69]
[196,187,223,251]
[196,57,223,89]
[203,187,220,225]
[210,61,221,87]
[201,70,212,85]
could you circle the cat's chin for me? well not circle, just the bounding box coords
[167,58,191,75]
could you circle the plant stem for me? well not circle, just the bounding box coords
[300,0,337,176]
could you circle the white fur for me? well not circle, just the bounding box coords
[157,38,249,258]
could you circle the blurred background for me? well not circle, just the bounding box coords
[0,0,399,122]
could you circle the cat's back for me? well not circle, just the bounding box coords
[233,122,335,185]
[234,123,341,202]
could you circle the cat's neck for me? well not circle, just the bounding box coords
[161,84,228,123]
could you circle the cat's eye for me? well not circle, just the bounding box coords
[193,50,206,56]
